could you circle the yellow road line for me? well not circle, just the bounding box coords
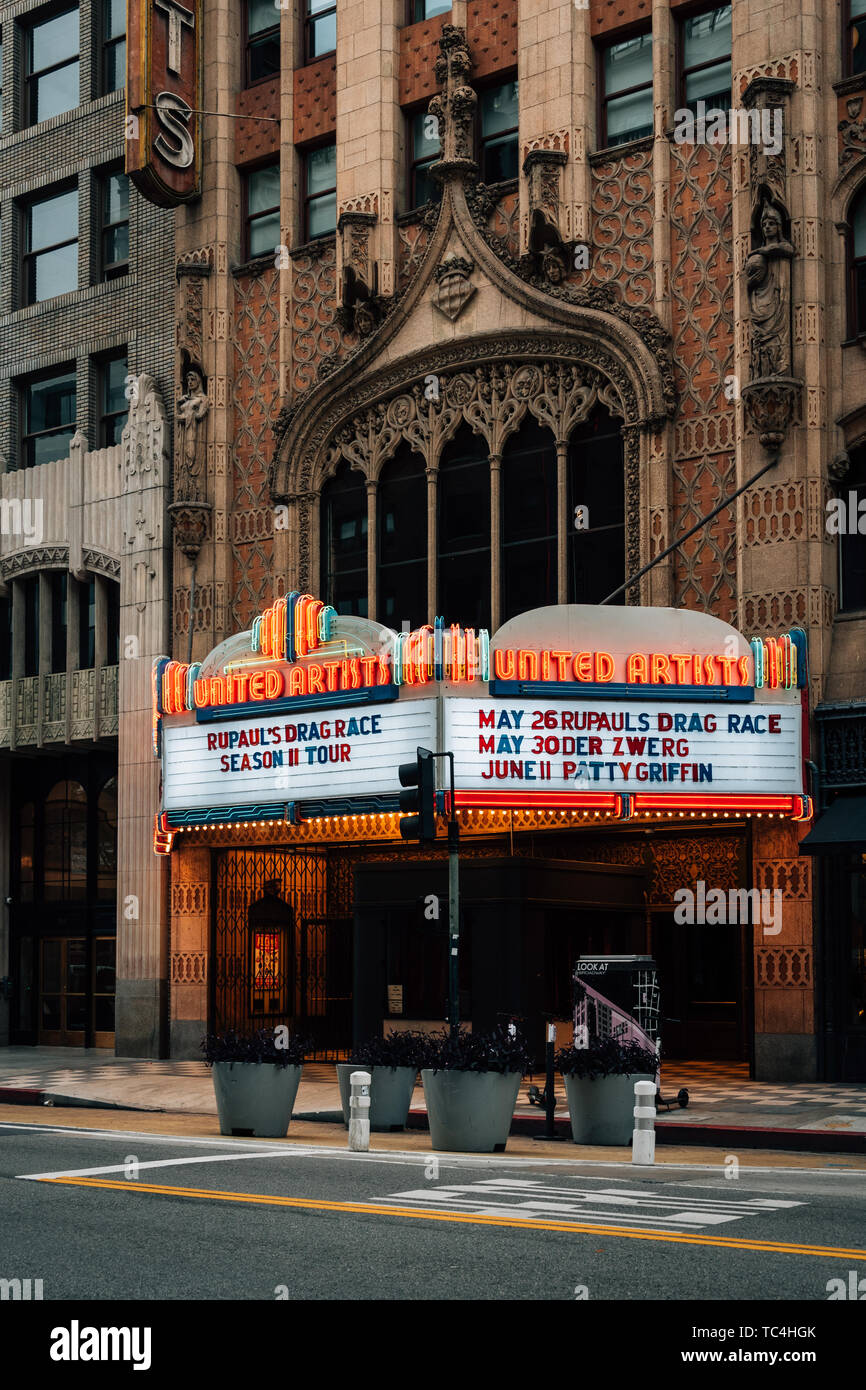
[41,1175,866,1260]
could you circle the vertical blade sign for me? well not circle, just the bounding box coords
[126,0,202,206]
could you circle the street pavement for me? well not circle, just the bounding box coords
[2,1115,865,1303]
[2,1048,866,1146]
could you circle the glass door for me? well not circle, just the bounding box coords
[92,936,116,1047]
[39,937,86,1045]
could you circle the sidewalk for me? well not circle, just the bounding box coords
[1,1048,865,1153]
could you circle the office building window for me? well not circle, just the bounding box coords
[850,188,866,337]
[408,108,440,208]
[479,81,519,182]
[23,186,78,304]
[99,354,128,446]
[246,0,279,84]
[847,0,866,77]
[680,5,731,114]
[600,31,653,148]
[303,143,337,240]
[305,0,336,61]
[245,163,280,258]
[0,31,4,135]
[99,170,129,280]
[411,1,450,18]
[101,0,125,93]
[25,7,79,124]
[22,367,77,469]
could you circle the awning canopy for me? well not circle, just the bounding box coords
[799,797,866,854]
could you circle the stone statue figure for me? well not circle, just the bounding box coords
[744,200,795,379]
[175,365,209,501]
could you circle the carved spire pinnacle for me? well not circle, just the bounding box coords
[429,25,477,180]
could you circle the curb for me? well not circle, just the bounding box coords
[0,1087,152,1113]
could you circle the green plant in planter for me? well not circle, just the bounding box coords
[201,1027,308,1068]
[424,1025,533,1074]
[348,1030,427,1069]
[556,1036,658,1081]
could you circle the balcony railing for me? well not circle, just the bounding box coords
[0,665,119,748]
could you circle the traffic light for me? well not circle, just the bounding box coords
[398,746,436,843]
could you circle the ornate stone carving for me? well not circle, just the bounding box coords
[432,253,476,320]
[175,359,209,503]
[169,502,211,561]
[745,198,795,379]
[524,149,570,283]
[429,26,477,176]
[839,94,866,167]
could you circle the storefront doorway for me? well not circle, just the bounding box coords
[38,936,116,1047]
[212,847,354,1055]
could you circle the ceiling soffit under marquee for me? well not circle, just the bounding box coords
[270,25,676,506]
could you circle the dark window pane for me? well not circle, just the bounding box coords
[413,0,451,18]
[104,0,125,39]
[23,577,39,677]
[103,38,125,91]
[840,451,866,612]
[29,190,78,252]
[683,5,731,67]
[97,779,117,900]
[378,451,428,629]
[0,596,12,681]
[413,108,440,161]
[94,993,115,1032]
[249,211,279,256]
[605,89,653,145]
[483,134,518,183]
[481,82,518,137]
[66,993,86,1031]
[438,429,490,630]
[31,9,78,67]
[104,172,128,223]
[685,60,731,110]
[44,781,87,901]
[51,572,67,673]
[18,805,35,900]
[307,144,336,195]
[78,577,95,670]
[308,192,336,238]
[32,243,78,301]
[29,372,76,434]
[321,465,368,616]
[604,33,653,95]
[105,357,127,416]
[854,19,866,76]
[249,33,280,81]
[249,163,280,213]
[309,11,336,57]
[42,939,62,993]
[501,421,557,622]
[567,409,625,605]
[34,61,79,122]
[248,0,277,36]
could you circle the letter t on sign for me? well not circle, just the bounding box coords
[154,0,195,74]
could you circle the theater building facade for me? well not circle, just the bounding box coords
[127,0,866,1078]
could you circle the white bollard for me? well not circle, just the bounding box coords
[348,1069,371,1152]
[631,1079,656,1165]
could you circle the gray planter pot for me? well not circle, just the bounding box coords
[212,1061,302,1138]
[337,1064,418,1131]
[421,1068,522,1152]
[563,1072,655,1146]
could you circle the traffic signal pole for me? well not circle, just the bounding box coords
[444,753,460,1039]
[397,746,460,1038]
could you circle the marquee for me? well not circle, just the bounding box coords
[152,596,811,853]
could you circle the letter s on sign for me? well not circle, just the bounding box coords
[154,91,195,168]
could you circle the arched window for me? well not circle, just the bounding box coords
[851,189,866,338]
[320,463,368,616]
[44,779,88,901]
[377,446,427,629]
[567,405,625,605]
[437,425,490,630]
[501,417,557,622]
[97,776,117,901]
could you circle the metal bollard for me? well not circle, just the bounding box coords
[631,1079,656,1165]
[348,1070,371,1152]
